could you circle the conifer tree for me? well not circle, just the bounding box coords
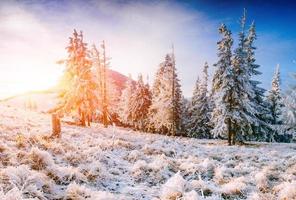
[245,22,270,140]
[211,24,237,145]
[118,75,135,127]
[187,62,211,138]
[282,69,296,138]
[101,41,109,127]
[173,51,183,136]
[90,42,115,127]
[231,10,257,142]
[58,30,96,126]
[149,54,182,135]
[266,65,284,141]
[282,88,296,140]
[186,77,200,132]
[129,74,152,130]
[180,97,190,133]
[90,44,102,113]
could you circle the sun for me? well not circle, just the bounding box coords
[2,63,61,97]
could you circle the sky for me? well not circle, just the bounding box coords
[0,0,295,98]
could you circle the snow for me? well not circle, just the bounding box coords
[274,181,296,200]
[160,172,186,199]
[1,92,58,113]
[0,104,296,199]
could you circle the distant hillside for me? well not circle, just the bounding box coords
[108,69,132,92]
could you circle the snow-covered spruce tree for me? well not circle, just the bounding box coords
[187,62,211,138]
[211,24,239,145]
[58,30,97,126]
[118,74,135,127]
[180,96,190,133]
[245,22,270,141]
[187,77,201,118]
[231,10,259,143]
[90,42,117,127]
[129,74,152,131]
[282,70,296,140]
[90,44,102,114]
[266,65,285,142]
[282,86,296,140]
[171,52,183,136]
[100,41,109,127]
[149,54,182,136]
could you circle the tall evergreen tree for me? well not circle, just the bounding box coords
[90,44,102,114]
[90,43,117,126]
[187,77,200,132]
[231,10,257,142]
[245,22,270,140]
[149,54,182,135]
[282,70,296,139]
[58,30,96,126]
[129,74,152,130]
[118,75,135,127]
[266,65,284,141]
[101,41,109,127]
[282,89,296,141]
[187,62,211,138]
[180,97,190,133]
[211,24,244,145]
[211,24,236,145]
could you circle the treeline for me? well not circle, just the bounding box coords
[55,11,295,145]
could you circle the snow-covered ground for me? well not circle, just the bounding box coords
[1,92,58,113]
[0,104,296,200]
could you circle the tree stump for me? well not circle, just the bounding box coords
[52,114,61,138]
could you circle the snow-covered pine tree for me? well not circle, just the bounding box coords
[187,77,200,131]
[189,77,200,118]
[187,62,211,138]
[149,54,182,135]
[90,44,102,114]
[266,65,285,142]
[282,69,296,140]
[58,30,97,126]
[231,10,258,143]
[129,74,152,130]
[106,73,121,124]
[245,22,270,140]
[211,24,237,145]
[101,40,109,127]
[282,89,296,141]
[91,42,117,127]
[180,96,190,133]
[118,74,135,127]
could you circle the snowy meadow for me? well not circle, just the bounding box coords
[0,104,295,200]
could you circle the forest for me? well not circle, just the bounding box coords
[53,10,295,145]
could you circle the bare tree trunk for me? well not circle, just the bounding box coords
[87,114,91,126]
[81,112,86,127]
[103,107,108,128]
[172,45,176,137]
[227,119,232,146]
[232,131,236,145]
[101,40,109,128]
[52,114,61,138]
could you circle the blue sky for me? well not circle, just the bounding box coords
[0,0,295,98]
[185,0,296,90]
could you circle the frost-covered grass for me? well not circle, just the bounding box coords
[0,104,296,200]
